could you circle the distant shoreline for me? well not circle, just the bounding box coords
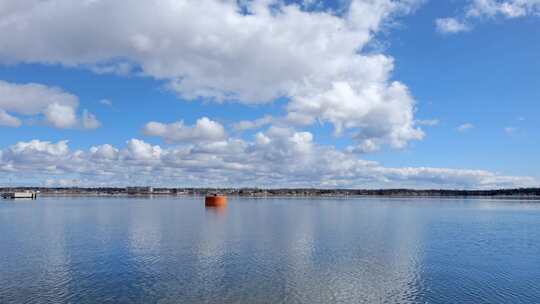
[1,187,539,199]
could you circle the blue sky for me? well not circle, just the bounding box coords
[382,0,540,175]
[0,0,538,188]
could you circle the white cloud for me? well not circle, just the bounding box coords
[416,119,439,126]
[439,0,540,32]
[0,80,100,129]
[436,18,470,33]
[82,109,102,130]
[466,0,540,18]
[143,117,227,143]
[43,103,78,129]
[0,0,424,150]
[90,63,133,76]
[348,139,382,154]
[1,140,70,171]
[0,136,536,189]
[123,139,162,161]
[288,81,424,151]
[233,116,274,132]
[45,178,82,187]
[99,99,113,107]
[457,123,474,132]
[0,80,78,115]
[0,109,21,127]
[253,127,315,162]
[378,166,536,188]
[90,144,119,160]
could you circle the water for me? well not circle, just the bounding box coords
[1,197,539,304]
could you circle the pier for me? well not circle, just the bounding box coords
[2,192,38,200]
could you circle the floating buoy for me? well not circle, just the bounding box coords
[205,194,227,208]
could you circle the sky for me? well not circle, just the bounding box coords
[0,0,538,189]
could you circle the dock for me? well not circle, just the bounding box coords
[1,192,38,200]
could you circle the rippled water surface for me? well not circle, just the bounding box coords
[1,197,540,304]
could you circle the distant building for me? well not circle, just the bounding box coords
[126,187,154,195]
[152,188,172,194]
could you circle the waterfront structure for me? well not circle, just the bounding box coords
[2,192,38,199]
[126,187,154,195]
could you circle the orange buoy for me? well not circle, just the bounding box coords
[205,194,228,208]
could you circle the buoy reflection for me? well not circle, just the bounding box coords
[205,205,228,215]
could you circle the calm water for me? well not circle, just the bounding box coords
[1,197,539,304]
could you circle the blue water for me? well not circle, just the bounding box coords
[1,197,539,304]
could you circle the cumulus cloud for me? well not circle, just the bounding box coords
[124,139,162,161]
[0,80,100,129]
[43,103,78,129]
[288,81,424,151]
[0,136,536,189]
[82,110,102,130]
[436,18,470,33]
[0,0,423,150]
[438,0,540,32]
[143,117,227,143]
[89,144,119,160]
[0,80,77,113]
[0,109,21,127]
[1,140,71,172]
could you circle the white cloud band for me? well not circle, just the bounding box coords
[0,135,535,189]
